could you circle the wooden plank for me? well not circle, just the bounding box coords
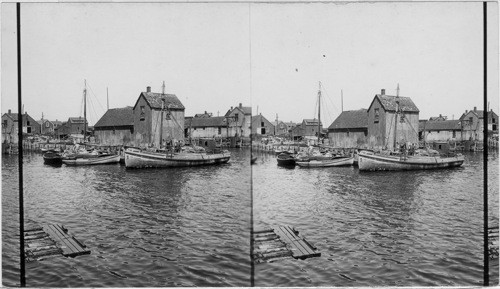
[52,226,88,256]
[48,224,90,256]
[282,226,318,256]
[275,226,312,257]
[44,225,80,254]
[274,226,308,258]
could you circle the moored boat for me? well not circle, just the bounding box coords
[124,147,231,169]
[296,156,354,167]
[357,150,465,171]
[277,152,296,166]
[43,150,63,165]
[62,154,120,166]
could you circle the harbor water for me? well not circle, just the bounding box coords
[2,148,251,287]
[2,148,498,286]
[253,151,499,286]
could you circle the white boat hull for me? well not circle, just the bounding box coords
[124,148,231,168]
[296,157,354,167]
[358,151,465,171]
[62,154,120,166]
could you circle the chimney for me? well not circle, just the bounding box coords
[146,86,151,93]
[465,110,468,113]
[439,114,442,118]
[474,106,477,112]
[239,103,242,108]
[381,89,385,95]
[231,106,233,110]
[8,109,11,115]
[204,111,207,114]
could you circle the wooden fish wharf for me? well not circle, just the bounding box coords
[24,224,90,262]
[253,226,320,263]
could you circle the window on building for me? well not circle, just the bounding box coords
[437,130,440,133]
[453,131,456,138]
[469,117,473,125]
[493,118,496,124]
[235,113,239,122]
[400,114,405,123]
[27,121,30,126]
[261,122,264,127]
[494,125,498,131]
[46,122,50,127]
[218,127,221,134]
[140,106,145,121]
[2,120,7,127]
[262,128,266,134]
[203,127,205,130]
[347,131,350,137]
[374,108,379,123]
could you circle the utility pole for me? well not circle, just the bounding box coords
[83,80,87,143]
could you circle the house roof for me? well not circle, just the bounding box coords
[94,106,134,128]
[68,117,87,124]
[303,119,322,126]
[460,109,498,120]
[252,114,274,126]
[194,112,212,118]
[188,116,226,128]
[368,94,419,113]
[328,109,368,130]
[134,92,185,111]
[419,120,461,131]
[225,105,252,117]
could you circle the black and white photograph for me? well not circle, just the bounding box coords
[1,1,499,287]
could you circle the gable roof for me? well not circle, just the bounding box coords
[368,94,419,113]
[328,109,368,130]
[252,114,274,126]
[225,105,251,116]
[68,117,87,124]
[188,116,226,128]
[94,106,134,128]
[133,92,185,111]
[419,120,461,131]
[460,109,498,120]
[303,119,322,126]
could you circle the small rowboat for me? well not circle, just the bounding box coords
[62,154,120,166]
[277,152,296,166]
[296,157,354,168]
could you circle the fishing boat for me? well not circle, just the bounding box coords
[358,84,465,171]
[358,150,464,171]
[296,156,354,168]
[124,147,230,168]
[63,154,120,166]
[277,151,296,166]
[43,150,63,165]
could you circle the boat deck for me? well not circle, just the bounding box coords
[253,226,320,263]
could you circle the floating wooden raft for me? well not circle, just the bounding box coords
[488,226,499,259]
[24,224,90,262]
[253,226,320,263]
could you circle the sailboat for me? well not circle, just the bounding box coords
[294,82,354,168]
[62,80,120,166]
[124,82,231,169]
[358,85,465,171]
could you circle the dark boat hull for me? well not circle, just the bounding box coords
[43,155,63,165]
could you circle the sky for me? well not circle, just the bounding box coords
[1,2,498,128]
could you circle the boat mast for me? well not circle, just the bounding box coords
[159,81,165,147]
[318,81,321,144]
[84,80,87,143]
[393,84,400,150]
